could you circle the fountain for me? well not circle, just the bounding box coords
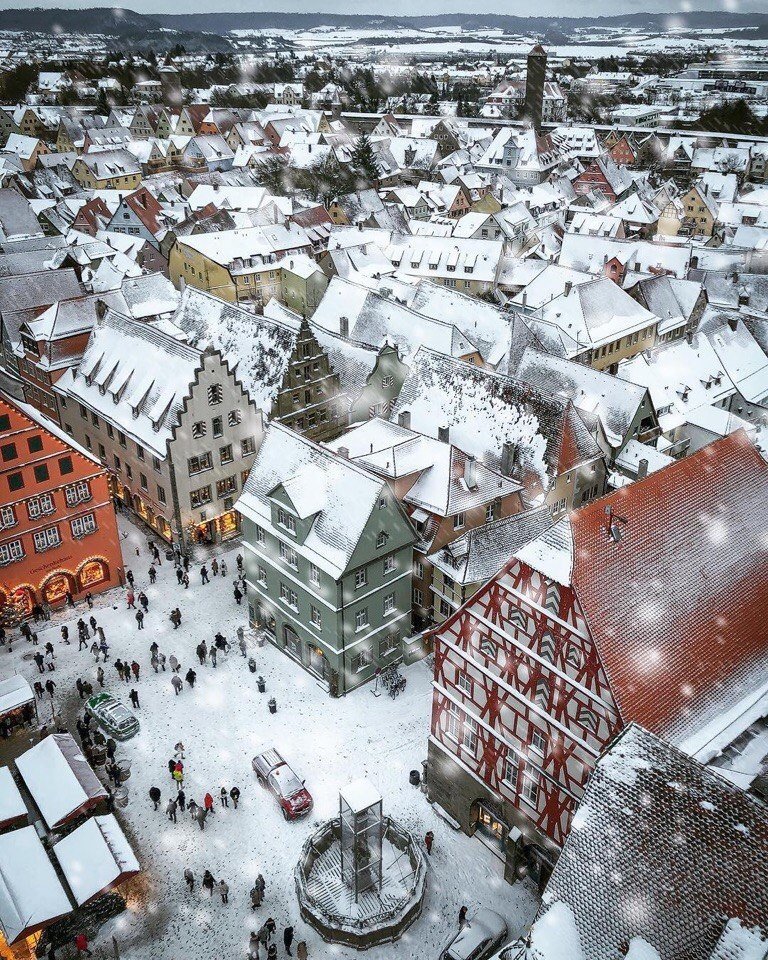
[294,779,427,949]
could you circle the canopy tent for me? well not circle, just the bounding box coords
[54,815,140,906]
[0,768,26,831]
[0,675,35,721]
[0,826,71,945]
[16,734,107,830]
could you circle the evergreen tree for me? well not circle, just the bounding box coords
[350,133,380,184]
[96,87,109,116]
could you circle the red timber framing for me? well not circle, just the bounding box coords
[429,556,623,849]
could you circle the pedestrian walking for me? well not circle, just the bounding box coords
[220,787,228,807]
[424,830,434,855]
[97,666,105,687]
[201,565,209,584]
[203,870,215,895]
[138,591,148,612]
[230,786,240,809]
[186,668,196,688]
[129,688,140,709]
[182,572,190,589]
[204,792,214,813]
[172,674,183,695]
[166,797,178,822]
[210,646,217,668]
[177,788,186,812]
[106,737,116,761]
[196,642,206,665]
[85,591,94,609]
[249,931,261,959]
[250,884,262,910]
[169,654,180,672]
[188,799,198,820]
[168,758,176,780]
[237,554,243,572]
[74,933,92,957]
[234,585,243,605]
[61,625,69,645]
[212,558,219,576]
[126,569,134,588]
[264,918,276,941]
[149,786,161,810]
[176,567,183,585]
[122,662,132,682]
[184,867,194,892]
[255,874,266,899]
[151,653,159,673]
[158,652,166,671]
[89,615,97,636]
[66,590,75,608]
[78,632,88,651]
[173,767,184,789]
[126,590,136,609]
[459,905,468,928]
[45,650,55,671]
[221,560,227,577]
[136,610,144,630]
[131,661,140,680]
[149,565,157,584]
[219,880,229,904]
[34,680,44,700]
[266,945,277,960]
[34,651,44,674]
[283,926,294,956]
[45,678,56,698]
[76,678,85,699]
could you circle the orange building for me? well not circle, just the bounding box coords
[0,393,123,617]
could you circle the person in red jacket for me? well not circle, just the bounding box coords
[204,792,214,812]
[75,933,93,956]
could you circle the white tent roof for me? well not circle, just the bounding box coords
[0,826,71,945]
[54,815,139,906]
[0,675,34,716]
[16,734,107,830]
[0,768,26,829]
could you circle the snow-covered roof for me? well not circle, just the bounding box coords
[171,287,296,413]
[237,424,393,579]
[0,826,71,945]
[16,734,108,830]
[0,675,35,716]
[515,516,573,587]
[340,778,381,814]
[175,222,311,269]
[540,724,768,960]
[0,768,26,830]
[53,815,139,906]
[56,309,203,458]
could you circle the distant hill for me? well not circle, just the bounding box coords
[2,7,767,49]
[0,7,231,50]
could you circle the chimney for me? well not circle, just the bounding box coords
[728,315,738,332]
[437,425,449,444]
[686,329,693,344]
[521,290,527,306]
[337,446,349,458]
[501,440,516,477]
[464,455,477,489]
[397,410,411,429]
[637,458,648,480]
[339,316,349,337]
[564,280,572,297]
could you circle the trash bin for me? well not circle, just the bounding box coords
[268,698,277,714]
[248,658,257,674]
[166,550,174,561]
[90,745,107,767]
[257,675,266,693]
[117,760,132,782]
[114,787,129,808]
[409,769,421,787]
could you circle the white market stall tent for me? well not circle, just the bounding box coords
[15,733,108,830]
[54,814,140,906]
[0,767,26,831]
[0,826,72,945]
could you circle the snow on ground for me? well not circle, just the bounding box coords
[4,515,538,958]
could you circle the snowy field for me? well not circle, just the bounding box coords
[4,516,538,959]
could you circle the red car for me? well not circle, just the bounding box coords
[251,747,313,820]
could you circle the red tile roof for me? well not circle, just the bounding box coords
[570,430,768,744]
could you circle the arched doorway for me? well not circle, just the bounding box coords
[77,558,109,591]
[283,624,302,660]
[2,584,36,619]
[41,571,76,606]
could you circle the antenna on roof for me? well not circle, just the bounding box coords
[602,505,627,544]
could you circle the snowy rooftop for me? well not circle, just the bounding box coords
[340,778,381,813]
[0,826,71,945]
[53,814,139,906]
[15,733,108,830]
[0,675,35,716]
[0,767,26,830]
[540,724,768,960]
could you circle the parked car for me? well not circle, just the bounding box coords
[251,747,313,820]
[441,910,508,960]
[84,692,140,741]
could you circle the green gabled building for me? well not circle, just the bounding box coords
[236,423,416,696]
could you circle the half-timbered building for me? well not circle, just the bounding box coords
[426,429,768,889]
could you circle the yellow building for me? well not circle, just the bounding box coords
[658,182,717,239]
[71,149,142,190]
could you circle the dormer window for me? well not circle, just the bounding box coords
[277,507,296,534]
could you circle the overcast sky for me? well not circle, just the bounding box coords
[0,0,763,13]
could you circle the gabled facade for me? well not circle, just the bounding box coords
[237,424,416,695]
[425,431,768,888]
[0,393,123,616]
